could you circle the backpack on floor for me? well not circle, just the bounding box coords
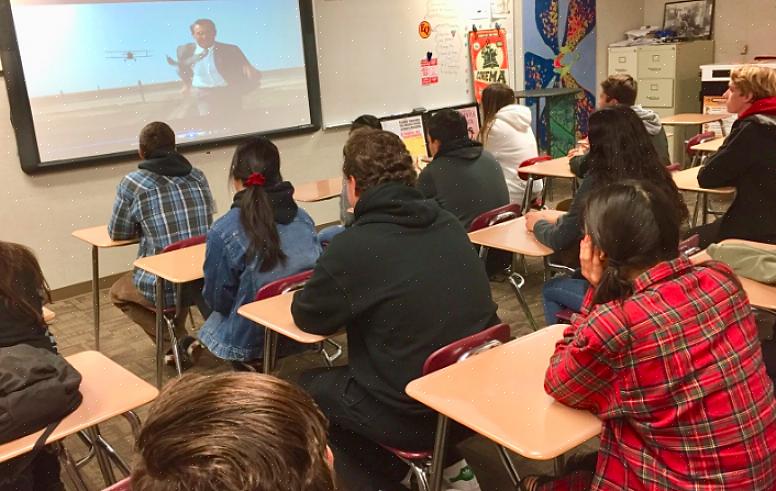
[0,344,83,483]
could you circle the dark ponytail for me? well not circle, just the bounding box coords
[229,137,286,272]
[583,180,683,305]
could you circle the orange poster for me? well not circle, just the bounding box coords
[469,28,509,103]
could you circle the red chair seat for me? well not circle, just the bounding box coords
[517,155,552,181]
[381,445,432,461]
[555,309,575,323]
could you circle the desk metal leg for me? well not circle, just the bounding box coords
[522,176,535,215]
[428,414,450,491]
[263,327,276,374]
[91,246,100,350]
[545,97,552,156]
[57,442,90,491]
[86,426,117,486]
[496,445,522,488]
[702,193,710,225]
[155,279,165,389]
[508,273,539,331]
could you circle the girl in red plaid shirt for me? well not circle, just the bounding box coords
[526,181,776,491]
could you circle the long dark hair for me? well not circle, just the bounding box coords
[586,105,687,219]
[229,137,286,272]
[583,180,684,305]
[480,83,515,144]
[0,242,50,326]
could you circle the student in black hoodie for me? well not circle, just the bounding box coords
[292,129,500,490]
[418,108,509,230]
[108,122,215,363]
[0,241,64,491]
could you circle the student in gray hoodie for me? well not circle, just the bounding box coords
[569,74,671,177]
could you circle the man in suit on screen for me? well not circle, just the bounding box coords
[168,18,261,118]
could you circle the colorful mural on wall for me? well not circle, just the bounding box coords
[523,0,596,156]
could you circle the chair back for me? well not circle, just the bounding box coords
[162,235,206,253]
[103,477,131,491]
[684,131,717,157]
[517,155,552,181]
[469,204,522,233]
[255,270,314,301]
[665,163,681,172]
[679,234,701,257]
[422,323,511,376]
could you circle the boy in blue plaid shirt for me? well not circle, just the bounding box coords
[108,122,215,359]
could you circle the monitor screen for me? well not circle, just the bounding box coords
[3,0,318,170]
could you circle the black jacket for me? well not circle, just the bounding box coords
[417,143,509,229]
[698,111,776,244]
[291,183,499,414]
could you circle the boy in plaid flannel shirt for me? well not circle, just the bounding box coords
[525,180,776,491]
[108,122,215,353]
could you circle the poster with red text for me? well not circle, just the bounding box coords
[469,28,509,103]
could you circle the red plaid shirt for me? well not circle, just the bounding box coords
[545,257,776,490]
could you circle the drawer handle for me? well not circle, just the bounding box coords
[648,67,661,71]
[615,68,627,72]
[647,96,660,100]
[618,57,626,63]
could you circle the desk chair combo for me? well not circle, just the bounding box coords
[254,270,343,374]
[381,323,512,491]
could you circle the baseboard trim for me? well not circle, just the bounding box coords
[51,271,128,302]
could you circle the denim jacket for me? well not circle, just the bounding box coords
[199,206,321,361]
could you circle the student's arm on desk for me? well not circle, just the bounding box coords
[569,154,589,178]
[544,294,622,417]
[532,177,591,251]
[107,178,140,240]
[697,124,754,188]
[291,263,351,335]
[202,231,238,315]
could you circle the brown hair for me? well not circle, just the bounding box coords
[132,373,335,491]
[731,65,776,101]
[0,241,50,327]
[601,74,638,106]
[139,122,176,157]
[480,83,516,144]
[343,129,417,193]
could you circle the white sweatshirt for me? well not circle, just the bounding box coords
[483,104,543,205]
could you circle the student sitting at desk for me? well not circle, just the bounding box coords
[418,108,509,230]
[0,242,64,491]
[109,122,216,367]
[199,137,320,371]
[693,65,776,247]
[480,82,542,205]
[131,373,335,491]
[527,106,685,323]
[525,181,776,491]
[291,129,499,490]
[568,74,670,177]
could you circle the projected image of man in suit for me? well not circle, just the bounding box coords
[169,18,261,118]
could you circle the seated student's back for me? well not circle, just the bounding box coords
[132,373,335,491]
[199,137,321,366]
[418,108,509,229]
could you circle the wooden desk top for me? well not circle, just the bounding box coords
[468,214,560,257]
[72,225,137,248]
[0,351,158,463]
[133,243,206,284]
[661,113,724,125]
[406,324,601,460]
[692,239,776,311]
[690,137,725,153]
[519,156,574,179]
[294,177,342,203]
[237,291,329,344]
[672,167,735,195]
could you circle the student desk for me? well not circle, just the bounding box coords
[133,244,206,388]
[691,239,776,311]
[518,156,575,214]
[293,177,341,202]
[467,213,562,330]
[0,351,158,487]
[406,324,601,491]
[672,167,735,226]
[72,226,138,350]
[237,291,329,373]
[690,136,725,153]
[662,113,726,135]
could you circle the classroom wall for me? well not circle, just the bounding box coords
[596,0,645,89]
[643,0,776,63]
